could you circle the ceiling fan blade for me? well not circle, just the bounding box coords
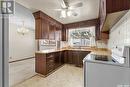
[59,0,68,8]
[69,2,83,9]
[72,12,78,16]
[54,9,62,11]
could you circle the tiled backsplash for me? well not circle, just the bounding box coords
[61,41,68,48]
[108,10,130,49]
[96,40,108,48]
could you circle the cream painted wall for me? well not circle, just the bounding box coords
[9,58,36,87]
[9,23,35,62]
[9,2,35,62]
[108,10,130,49]
[9,2,36,87]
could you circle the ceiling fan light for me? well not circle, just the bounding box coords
[60,10,66,18]
[67,11,72,16]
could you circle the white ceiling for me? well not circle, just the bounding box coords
[15,0,100,24]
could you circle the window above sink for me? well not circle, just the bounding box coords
[68,26,96,47]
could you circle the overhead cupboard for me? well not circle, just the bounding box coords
[33,11,62,40]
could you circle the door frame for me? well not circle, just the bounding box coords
[0,14,3,87]
[0,13,9,87]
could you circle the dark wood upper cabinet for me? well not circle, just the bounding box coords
[35,19,42,39]
[106,0,130,13]
[33,11,62,40]
[100,0,130,32]
[62,27,68,41]
[49,24,55,40]
[42,19,49,39]
[55,27,62,41]
[35,18,49,39]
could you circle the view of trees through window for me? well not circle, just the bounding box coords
[68,26,96,47]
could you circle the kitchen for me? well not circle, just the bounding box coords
[6,0,130,87]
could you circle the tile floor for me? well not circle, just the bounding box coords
[13,64,83,87]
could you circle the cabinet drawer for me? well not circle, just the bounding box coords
[47,63,54,73]
[47,57,54,63]
[46,53,54,62]
[46,54,54,58]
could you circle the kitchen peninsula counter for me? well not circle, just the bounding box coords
[35,48,111,76]
[35,48,111,55]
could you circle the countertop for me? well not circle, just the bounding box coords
[35,48,126,67]
[36,48,124,66]
[36,48,111,55]
[83,54,125,67]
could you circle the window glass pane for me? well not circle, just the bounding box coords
[68,26,96,47]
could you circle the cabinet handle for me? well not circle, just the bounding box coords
[48,59,54,63]
[47,55,54,58]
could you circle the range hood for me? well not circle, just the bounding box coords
[102,10,128,32]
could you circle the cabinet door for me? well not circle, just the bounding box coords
[42,19,49,39]
[79,51,90,66]
[54,52,61,68]
[55,27,61,41]
[72,51,79,66]
[35,18,49,39]
[61,51,65,63]
[35,54,46,75]
[63,51,68,63]
[49,24,55,40]
[68,51,73,64]
[106,0,130,13]
[35,19,42,39]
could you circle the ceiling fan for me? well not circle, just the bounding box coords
[55,0,83,18]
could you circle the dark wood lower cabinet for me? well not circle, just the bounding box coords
[63,50,91,67]
[62,51,68,63]
[35,50,91,76]
[78,51,91,67]
[54,52,62,69]
[72,51,79,65]
[35,52,62,76]
[35,53,47,75]
[67,51,73,64]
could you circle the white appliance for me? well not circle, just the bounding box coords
[83,46,130,87]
